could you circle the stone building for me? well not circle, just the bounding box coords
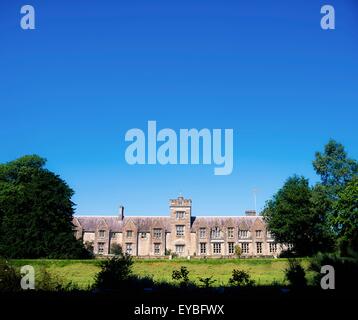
[73,196,285,257]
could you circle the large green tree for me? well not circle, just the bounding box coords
[332,176,358,253]
[0,155,89,258]
[262,175,333,256]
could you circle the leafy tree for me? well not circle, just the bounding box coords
[262,175,331,256]
[0,258,21,292]
[332,176,358,253]
[0,155,89,258]
[313,139,357,201]
[228,269,254,287]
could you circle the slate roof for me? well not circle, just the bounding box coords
[75,215,264,232]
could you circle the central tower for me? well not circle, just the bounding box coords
[168,196,193,256]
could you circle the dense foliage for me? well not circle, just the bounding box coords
[0,155,90,258]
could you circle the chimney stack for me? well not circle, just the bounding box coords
[245,210,256,216]
[119,206,124,220]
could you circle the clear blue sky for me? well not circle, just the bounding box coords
[0,0,357,216]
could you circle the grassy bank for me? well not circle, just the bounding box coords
[10,258,313,288]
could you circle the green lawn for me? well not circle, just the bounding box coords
[10,258,314,288]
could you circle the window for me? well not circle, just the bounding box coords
[175,245,185,254]
[200,243,206,254]
[213,243,221,254]
[227,227,234,239]
[126,230,133,238]
[140,232,147,239]
[111,232,117,239]
[269,243,277,253]
[267,231,272,238]
[256,230,262,238]
[211,227,221,239]
[153,228,162,239]
[256,242,262,254]
[176,211,185,219]
[154,243,160,255]
[98,242,105,254]
[239,230,248,238]
[99,230,105,238]
[126,243,132,255]
[176,225,184,237]
[228,242,235,254]
[241,242,249,254]
[199,228,206,239]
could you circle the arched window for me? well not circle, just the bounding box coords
[211,227,221,239]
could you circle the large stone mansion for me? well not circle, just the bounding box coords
[73,196,285,257]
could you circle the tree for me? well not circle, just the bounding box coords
[262,175,332,256]
[332,176,358,253]
[0,155,89,258]
[110,243,123,256]
[234,244,242,257]
[172,266,190,287]
[284,259,307,288]
[313,139,357,200]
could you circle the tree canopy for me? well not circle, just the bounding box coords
[0,155,89,258]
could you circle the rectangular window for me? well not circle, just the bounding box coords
[126,230,133,238]
[153,228,162,239]
[228,227,234,239]
[140,232,147,239]
[256,230,262,238]
[176,225,184,237]
[98,242,105,254]
[126,243,132,255]
[99,230,105,238]
[175,245,184,254]
[176,211,185,219]
[256,242,262,254]
[154,243,160,255]
[241,242,249,254]
[199,228,206,239]
[200,243,206,254]
[267,231,272,238]
[269,243,277,253]
[228,242,235,254]
[213,243,221,254]
[111,232,117,239]
[239,230,248,239]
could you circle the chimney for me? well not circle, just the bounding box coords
[119,206,124,220]
[245,210,256,216]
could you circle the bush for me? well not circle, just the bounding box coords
[284,259,307,288]
[0,258,21,292]
[93,254,133,290]
[110,243,122,256]
[229,269,254,287]
[309,252,358,290]
[198,276,216,288]
[234,245,242,257]
[172,266,190,287]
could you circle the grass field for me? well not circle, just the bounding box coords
[10,258,314,288]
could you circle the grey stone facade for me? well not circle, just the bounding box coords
[73,196,285,257]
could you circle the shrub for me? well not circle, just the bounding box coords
[234,245,242,257]
[0,258,21,292]
[284,259,307,288]
[309,252,358,290]
[93,254,133,290]
[229,269,254,287]
[110,243,123,256]
[172,266,190,287]
[198,276,216,288]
